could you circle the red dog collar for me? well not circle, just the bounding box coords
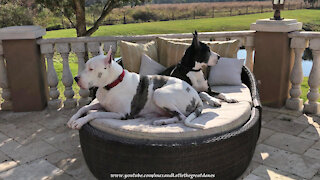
[104,70,125,90]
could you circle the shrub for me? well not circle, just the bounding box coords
[0,3,33,28]
[132,10,159,22]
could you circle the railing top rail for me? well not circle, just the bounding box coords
[289,31,320,38]
[37,30,256,44]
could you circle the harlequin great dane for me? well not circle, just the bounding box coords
[160,31,238,106]
[67,46,217,130]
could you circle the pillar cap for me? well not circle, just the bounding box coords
[250,19,302,32]
[0,26,46,40]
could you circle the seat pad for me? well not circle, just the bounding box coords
[89,84,252,140]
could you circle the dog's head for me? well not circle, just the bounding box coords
[184,31,220,68]
[74,46,114,89]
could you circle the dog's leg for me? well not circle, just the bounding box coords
[207,87,238,103]
[199,92,221,107]
[70,111,124,130]
[67,99,103,127]
[153,117,181,126]
[152,104,187,126]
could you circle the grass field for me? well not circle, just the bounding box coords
[48,9,319,102]
[45,9,320,38]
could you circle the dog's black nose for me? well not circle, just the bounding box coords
[74,76,79,83]
[217,55,221,60]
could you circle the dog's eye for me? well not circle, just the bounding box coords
[89,68,93,71]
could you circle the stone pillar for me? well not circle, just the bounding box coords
[0,26,48,112]
[250,19,302,108]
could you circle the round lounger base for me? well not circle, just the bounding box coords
[79,66,262,180]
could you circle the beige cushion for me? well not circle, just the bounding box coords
[156,37,192,66]
[163,41,190,67]
[203,39,240,58]
[119,40,158,73]
[156,37,240,68]
[89,83,252,140]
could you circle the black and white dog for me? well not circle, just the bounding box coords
[67,47,216,129]
[160,31,238,106]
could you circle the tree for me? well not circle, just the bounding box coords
[304,0,319,8]
[0,2,34,28]
[35,0,148,37]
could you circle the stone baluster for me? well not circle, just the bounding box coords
[0,42,12,110]
[56,43,77,108]
[87,42,101,57]
[286,38,308,111]
[304,38,320,114]
[245,36,254,72]
[71,42,91,106]
[40,43,62,109]
[103,41,117,55]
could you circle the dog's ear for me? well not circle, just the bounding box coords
[192,31,200,48]
[99,44,104,55]
[104,47,113,66]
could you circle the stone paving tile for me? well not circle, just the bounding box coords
[0,111,33,122]
[304,148,320,160]
[0,139,57,164]
[0,121,47,145]
[250,165,306,180]
[0,107,319,180]
[261,111,280,123]
[44,150,70,166]
[264,118,309,136]
[293,114,319,126]
[312,176,320,180]
[298,126,320,141]
[276,114,299,122]
[44,172,76,180]
[0,132,10,143]
[55,153,96,180]
[0,159,63,180]
[253,144,318,179]
[243,173,265,180]
[263,107,302,117]
[237,161,261,179]
[311,140,320,150]
[37,113,69,130]
[257,128,275,144]
[0,161,18,173]
[43,129,81,155]
[263,132,315,154]
[0,149,10,162]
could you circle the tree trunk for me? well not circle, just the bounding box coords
[73,0,86,37]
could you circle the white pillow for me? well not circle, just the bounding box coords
[139,54,166,76]
[208,57,244,86]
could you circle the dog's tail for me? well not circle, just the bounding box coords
[184,106,204,129]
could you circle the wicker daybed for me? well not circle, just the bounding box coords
[79,65,262,180]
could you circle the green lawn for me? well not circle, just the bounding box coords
[45,9,320,38]
[48,9,319,102]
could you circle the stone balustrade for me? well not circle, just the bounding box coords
[36,31,255,110]
[286,31,320,114]
[0,41,12,110]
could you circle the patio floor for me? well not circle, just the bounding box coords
[0,107,319,180]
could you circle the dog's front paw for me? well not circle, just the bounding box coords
[207,98,221,107]
[225,97,238,103]
[70,117,87,130]
[153,120,168,126]
[210,100,221,107]
[67,114,80,128]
